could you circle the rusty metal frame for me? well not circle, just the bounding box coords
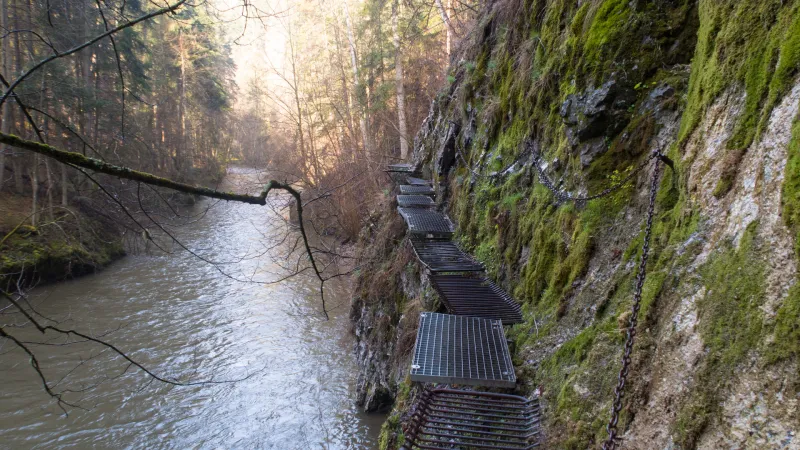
[398,208,455,239]
[410,238,485,273]
[430,274,523,325]
[400,185,436,196]
[406,176,433,185]
[410,313,515,388]
[386,163,416,173]
[398,195,436,208]
[401,387,541,450]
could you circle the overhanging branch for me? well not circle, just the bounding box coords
[0,131,269,204]
[0,131,331,319]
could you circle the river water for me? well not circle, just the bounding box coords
[0,168,384,449]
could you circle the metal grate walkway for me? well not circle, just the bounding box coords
[387,163,415,173]
[431,275,524,325]
[397,195,435,208]
[400,185,436,196]
[401,388,541,450]
[399,208,455,239]
[411,313,516,388]
[406,176,433,185]
[410,238,485,273]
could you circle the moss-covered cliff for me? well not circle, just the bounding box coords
[352,0,800,448]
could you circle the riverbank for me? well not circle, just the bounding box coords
[0,193,125,291]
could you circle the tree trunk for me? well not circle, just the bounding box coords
[435,0,454,58]
[0,0,9,191]
[41,95,53,219]
[178,28,186,178]
[13,158,23,194]
[30,154,38,226]
[61,163,68,206]
[343,1,372,158]
[12,0,25,194]
[79,0,92,146]
[44,158,53,219]
[332,19,357,156]
[392,0,409,160]
[286,28,312,184]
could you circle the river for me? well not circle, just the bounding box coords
[0,168,385,449]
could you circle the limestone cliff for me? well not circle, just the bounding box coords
[352,1,800,448]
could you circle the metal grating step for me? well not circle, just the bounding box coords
[398,195,436,208]
[431,275,523,325]
[398,208,455,239]
[406,176,433,185]
[410,238,485,273]
[399,185,436,196]
[401,388,541,450]
[411,313,516,388]
[387,163,415,173]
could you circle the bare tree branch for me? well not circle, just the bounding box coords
[0,132,331,318]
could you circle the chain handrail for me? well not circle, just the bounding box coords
[452,141,671,448]
[530,146,660,203]
[456,147,529,180]
[600,158,662,449]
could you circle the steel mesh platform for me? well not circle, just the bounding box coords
[397,195,436,208]
[399,208,455,238]
[410,238,485,273]
[400,185,436,196]
[431,275,523,325]
[411,313,516,388]
[387,163,415,173]
[406,176,433,185]
[401,388,541,450]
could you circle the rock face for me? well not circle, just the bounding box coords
[350,208,436,414]
[352,262,421,412]
[560,80,636,167]
[435,122,459,177]
[352,1,800,449]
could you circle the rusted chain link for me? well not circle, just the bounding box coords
[531,148,659,204]
[456,147,528,180]
[601,158,663,450]
[456,139,658,204]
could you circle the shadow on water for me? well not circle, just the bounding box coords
[0,167,386,449]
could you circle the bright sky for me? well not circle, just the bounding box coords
[215,0,290,107]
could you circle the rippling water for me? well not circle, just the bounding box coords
[0,168,384,449]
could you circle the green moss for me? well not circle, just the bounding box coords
[501,192,524,209]
[679,1,800,154]
[536,318,622,448]
[782,119,800,257]
[542,325,598,375]
[1,216,124,291]
[474,238,500,276]
[672,222,766,447]
[378,414,402,450]
[638,271,668,325]
[699,224,765,364]
[768,284,800,364]
[583,0,631,70]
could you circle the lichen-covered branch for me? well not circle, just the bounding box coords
[0,131,331,318]
[0,131,271,204]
